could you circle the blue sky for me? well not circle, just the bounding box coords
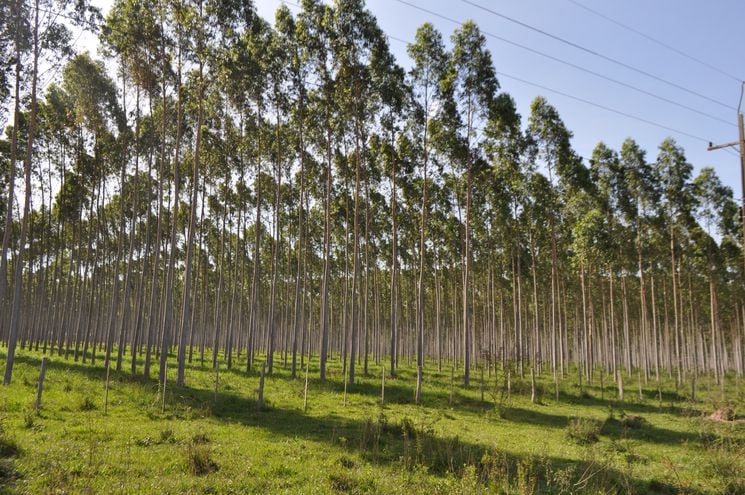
[252,0,744,197]
[82,0,744,196]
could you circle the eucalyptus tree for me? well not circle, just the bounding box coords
[693,167,733,381]
[528,96,584,378]
[40,78,99,361]
[587,142,623,375]
[655,138,695,384]
[331,0,393,385]
[59,53,126,371]
[406,23,448,389]
[141,0,175,379]
[101,0,163,372]
[275,4,309,379]
[3,0,101,384]
[160,0,191,386]
[0,0,31,318]
[263,20,293,375]
[297,0,337,381]
[619,138,660,378]
[483,93,530,371]
[176,0,225,386]
[217,6,270,373]
[366,23,408,377]
[446,21,499,386]
[0,0,21,110]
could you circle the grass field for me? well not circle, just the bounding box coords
[0,349,743,494]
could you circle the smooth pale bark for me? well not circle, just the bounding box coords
[3,0,39,385]
[160,46,183,387]
[0,0,24,327]
[177,48,204,386]
[267,116,282,374]
[348,129,361,385]
[318,105,332,381]
[389,140,398,378]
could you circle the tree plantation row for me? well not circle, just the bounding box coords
[0,0,743,395]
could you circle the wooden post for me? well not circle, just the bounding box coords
[449,366,454,405]
[415,366,422,405]
[35,357,48,414]
[343,360,348,407]
[617,371,624,402]
[736,372,740,399]
[530,367,536,403]
[161,362,167,414]
[720,372,725,402]
[554,372,559,402]
[638,370,643,401]
[600,367,605,401]
[691,373,696,402]
[214,363,219,403]
[480,365,485,403]
[258,361,266,408]
[507,369,511,400]
[657,377,662,405]
[104,360,111,415]
[303,362,310,413]
[380,366,385,407]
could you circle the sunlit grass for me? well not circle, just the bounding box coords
[0,347,743,494]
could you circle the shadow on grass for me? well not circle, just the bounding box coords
[500,407,570,428]
[3,351,710,494]
[170,381,693,495]
[557,388,697,417]
[503,405,702,446]
[600,416,702,445]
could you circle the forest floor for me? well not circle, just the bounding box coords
[0,349,744,494]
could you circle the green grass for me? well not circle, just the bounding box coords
[0,348,744,494]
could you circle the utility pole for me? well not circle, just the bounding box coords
[707,83,745,273]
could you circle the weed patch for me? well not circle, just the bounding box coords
[566,417,601,445]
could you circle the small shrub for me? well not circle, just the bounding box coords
[647,479,678,495]
[191,432,210,445]
[0,422,20,458]
[160,429,175,444]
[185,442,218,476]
[548,466,577,495]
[0,436,19,458]
[458,464,480,493]
[23,412,35,429]
[704,445,745,493]
[79,397,96,412]
[578,390,592,400]
[63,383,73,393]
[360,412,390,457]
[621,415,647,430]
[329,472,357,493]
[0,458,19,483]
[479,449,512,487]
[339,455,356,469]
[136,435,156,447]
[566,417,600,445]
[516,456,539,495]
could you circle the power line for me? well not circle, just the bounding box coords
[496,71,711,144]
[564,0,743,84]
[393,0,734,128]
[457,0,736,111]
[381,23,714,146]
